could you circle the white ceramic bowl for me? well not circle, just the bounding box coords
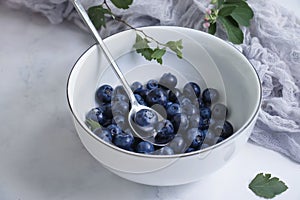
[67,26,262,186]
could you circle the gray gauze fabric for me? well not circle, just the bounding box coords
[4,0,300,163]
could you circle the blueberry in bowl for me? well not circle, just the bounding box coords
[67,26,261,186]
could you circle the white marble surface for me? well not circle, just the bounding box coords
[0,2,300,200]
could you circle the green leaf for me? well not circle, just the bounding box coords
[217,0,225,9]
[249,173,288,199]
[165,40,183,59]
[151,48,166,60]
[218,5,238,16]
[136,48,154,61]
[85,119,101,131]
[88,5,111,29]
[208,22,217,35]
[151,48,166,65]
[133,34,150,50]
[111,0,133,9]
[225,0,245,3]
[218,16,244,44]
[230,2,254,26]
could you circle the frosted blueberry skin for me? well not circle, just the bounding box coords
[146,88,168,107]
[146,79,159,90]
[153,146,174,155]
[183,82,201,100]
[186,128,203,149]
[154,119,175,144]
[96,84,114,103]
[106,124,122,137]
[168,135,187,153]
[168,88,182,103]
[166,103,181,118]
[93,128,113,144]
[134,94,147,106]
[212,103,228,119]
[200,107,212,119]
[136,141,155,154]
[113,132,134,151]
[86,72,235,155]
[134,109,158,127]
[202,88,219,106]
[159,72,177,89]
[130,81,143,93]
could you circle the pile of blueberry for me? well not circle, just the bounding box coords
[86,72,233,155]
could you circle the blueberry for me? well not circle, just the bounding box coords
[159,73,177,89]
[134,94,147,106]
[179,97,199,116]
[114,85,127,96]
[131,81,143,93]
[86,107,106,126]
[111,101,129,116]
[203,129,216,145]
[171,113,189,132]
[213,120,233,139]
[146,88,168,107]
[112,93,129,103]
[113,114,128,130]
[96,84,113,103]
[168,88,182,103]
[155,119,174,136]
[198,117,210,130]
[197,98,206,109]
[106,124,122,137]
[136,141,154,154]
[212,103,228,120]
[185,147,196,153]
[99,102,113,119]
[189,114,200,128]
[135,88,149,99]
[183,82,201,100]
[93,128,112,143]
[153,146,174,155]
[186,128,203,148]
[199,143,210,150]
[134,109,158,127]
[155,128,175,144]
[200,107,211,119]
[166,103,181,117]
[113,132,134,150]
[146,79,159,90]
[214,136,224,144]
[202,88,219,105]
[168,135,187,153]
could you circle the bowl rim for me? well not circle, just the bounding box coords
[66,26,262,159]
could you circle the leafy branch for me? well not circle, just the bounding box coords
[87,0,183,64]
[203,0,254,44]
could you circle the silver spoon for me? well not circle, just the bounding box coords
[72,0,168,146]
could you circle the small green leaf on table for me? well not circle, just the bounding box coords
[111,0,133,9]
[249,173,288,199]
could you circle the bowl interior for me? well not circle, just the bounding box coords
[67,27,261,156]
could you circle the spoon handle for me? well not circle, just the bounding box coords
[72,0,138,105]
